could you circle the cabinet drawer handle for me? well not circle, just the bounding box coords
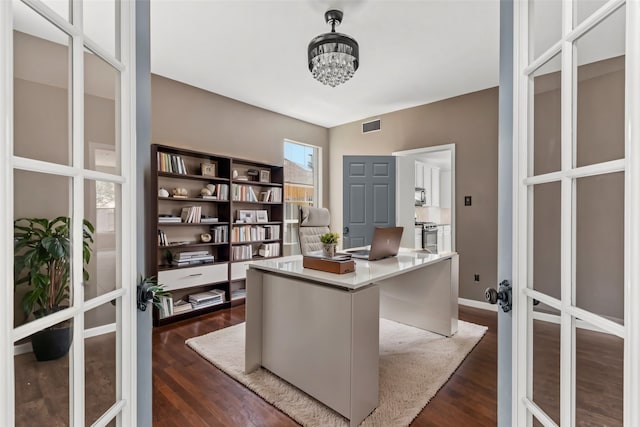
[188,273,203,277]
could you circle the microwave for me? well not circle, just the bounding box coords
[415,188,426,206]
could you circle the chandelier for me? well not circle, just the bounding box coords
[307,10,359,87]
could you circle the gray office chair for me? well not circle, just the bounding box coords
[297,206,331,256]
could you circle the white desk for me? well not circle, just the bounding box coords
[245,250,459,427]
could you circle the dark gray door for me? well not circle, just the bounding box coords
[343,156,396,249]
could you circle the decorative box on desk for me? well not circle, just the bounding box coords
[302,255,355,274]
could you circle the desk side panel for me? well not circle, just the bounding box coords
[350,285,380,426]
[261,274,352,417]
[379,258,456,336]
[245,268,264,373]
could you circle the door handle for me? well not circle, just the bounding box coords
[344,226,349,235]
[485,280,512,312]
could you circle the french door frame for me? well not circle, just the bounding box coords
[0,0,138,425]
[512,0,640,425]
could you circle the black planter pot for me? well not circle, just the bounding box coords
[31,326,73,361]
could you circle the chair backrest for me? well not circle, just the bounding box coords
[298,206,331,256]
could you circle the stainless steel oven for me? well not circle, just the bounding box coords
[422,222,438,253]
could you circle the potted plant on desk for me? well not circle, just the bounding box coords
[320,231,340,258]
[14,216,95,361]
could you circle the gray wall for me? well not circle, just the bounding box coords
[151,75,330,208]
[329,88,500,301]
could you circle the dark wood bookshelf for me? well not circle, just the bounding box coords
[150,144,284,326]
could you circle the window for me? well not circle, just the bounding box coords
[283,140,321,255]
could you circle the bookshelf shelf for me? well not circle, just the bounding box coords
[150,144,283,326]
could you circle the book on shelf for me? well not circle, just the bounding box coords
[159,215,181,223]
[158,295,174,318]
[258,242,280,258]
[172,299,193,315]
[258,188,282,202]
[232,244,253,261]
[180,206,202,223]
[232,184,259,202]
[200,216,219,223]
[200,195,217,200]
[189,289,226,308]
[175,250,209,260]
[158,229,168,246]
[211,225,228,243]
[171,256,214,267]
[231,289,246,300]
[158,152,187,175]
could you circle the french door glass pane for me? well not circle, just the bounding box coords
[83,0,117,58]
[84,302,118,426]
[575,172,624,324]
[14,171,72,327]
[41,0,70,22]
[85,48,121,174]
[84,179,122,302]
[575,0,609,26]
[531,181,561,299]
[532,309,561,426]
[532,53,562,176]
[575,5,625,168]
[575,327,623,425]
[14,320,73,426]
[13,0,71,166]
[529,0,561,61]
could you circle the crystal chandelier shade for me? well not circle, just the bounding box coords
[307,10,359,87]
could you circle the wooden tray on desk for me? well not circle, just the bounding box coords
[302,256,355,274]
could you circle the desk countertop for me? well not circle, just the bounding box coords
[248,249,457,290]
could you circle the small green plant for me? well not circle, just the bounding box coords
[320,232,340,244]
[137,275,170,311]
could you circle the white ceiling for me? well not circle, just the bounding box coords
[150,0,500,128]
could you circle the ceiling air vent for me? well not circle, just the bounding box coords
[362,119,381,134]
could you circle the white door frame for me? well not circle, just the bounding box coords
[0,0,138,425]
[512,0,639,425]
[393,143,456,251]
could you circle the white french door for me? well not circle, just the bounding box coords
[513,0,639,426]
[1,0,137,425]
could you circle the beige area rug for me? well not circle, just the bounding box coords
[186,319,487,426]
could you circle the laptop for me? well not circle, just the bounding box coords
[344,226,404,261]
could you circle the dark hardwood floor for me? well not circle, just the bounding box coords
[152,306,498,427]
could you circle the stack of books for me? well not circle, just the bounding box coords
[172,250,214,266]
[259,187,282,202]
[159,215,181,224]
[200,215,219,224]
[231,288,246,300]
[172,299,193,315]
[189,289,225,309]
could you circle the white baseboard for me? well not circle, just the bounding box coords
[458,297,621,334]
[14,342,32,356]
[458,297,498,312]
[13,323,116,356]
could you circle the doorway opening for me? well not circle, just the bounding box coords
[393,144,455,253]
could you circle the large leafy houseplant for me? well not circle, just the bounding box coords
[14,216,95,319]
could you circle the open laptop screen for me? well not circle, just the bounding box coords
[346,226,404,261]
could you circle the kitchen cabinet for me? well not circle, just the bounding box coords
[431,167,440,207]
[415,161,425,189]
[414,160,439,206]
